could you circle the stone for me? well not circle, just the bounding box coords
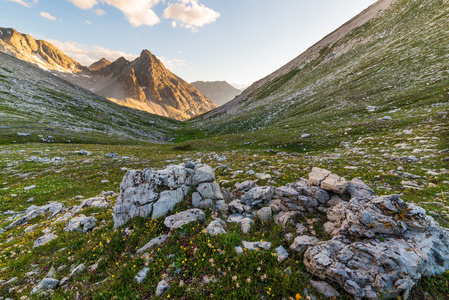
[185,161,195,169]
[240,218,254,234]
[221,188,234,204]
[77,197,109,211]
[203,219,227,235]
[136,234,168,255]
[274,211,300,226]
[290,236,319,253]
[33,233,57,247]
[285,233,294,242]
[192,192,212,209]
[152,188,186,219]
[304,194,449,300]
[366,106,377,112]
[190,165,215,185]
[227,213,244,223]
[134,267,150,284]
[256,173,272,180]
[164,209,205,229]
[257,207,272,222]
[228,200,251,214]
[6,202,65,230]
[241,186,275,208]
[320,173,348,194]
[106,152,118,158]
[45,267,56,278]
[310,280,340,298]
[197,182,223,200]
[156,280,170,296]
[234,246,244,254]
[24,185,36,190]
[347,178,375,198]
[41,278,59,290]
[275,245,289,261]
[234,180,258,192]
[69,263,85,278]
[309,167,331,186]
[65,215,97,233]
[25,224,38,233]
[242,241,272,251]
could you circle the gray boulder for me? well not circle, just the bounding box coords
[136,234,168,255]
[241,186,275,208]
[240,218,254,234]
[228,200,251,214]
[156,280,170,296]
[134,267,150,284]
[164,209,205,229]
[6,202,65,230]
[275,245,289,262]
[257,207,272,222]
[242,241,272,251]
[33,233,57,248]
[304,195,449,300]
[204,219,227,236]
[290,235,320,253]
[310,280,340,298]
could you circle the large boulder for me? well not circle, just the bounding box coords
[113,163,223,228]
[164,209,206,229]
[304,195,449,299]
[241,186,275,208]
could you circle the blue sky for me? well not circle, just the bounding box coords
[1,0,376,87]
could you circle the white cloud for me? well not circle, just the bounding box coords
[8,0,38,7]
[171,21,177,28]
[46,39,138,66]
[163,0,220,32]
[67,0,98,10]
[40,12,58,21]
[95,8,106,16]
[85,20,92,24]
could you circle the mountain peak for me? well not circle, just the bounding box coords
[89,58,112,71]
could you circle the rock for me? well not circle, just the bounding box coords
[45,267,56,278]
[6,202,65,230]
[24,185,36,190]
[234,180,258,193]
[256,173,272,180]
[152,188,186,219]
[246,170,255,175]
[310,280,340,298]
[242,241,272,251]
[366,106,377,112]
[327,195,343,208]
[27,197,34,202]
[228,200,251,214]
[285,233,294,242]
[257,207,272,222]
[347,178,374,198]
[164,209,205,229]
[274,211,300,226]
[25,224,38,233]
[290,236,319,253]
[31,278,59,294]
[241,186,275,208]
[106,152,118,158]
[33,233,57,247]
[235,246,244,254]
[301,134,312,138]
[304,194,449,300]
[203,219,227,235]
[69,263,85,278]
[221,188,234,204]
[156,280,170,296]
[134,267,150,284]
[309,167,331,186]
[227,213,244,223]
[379,116,392,120]
[185,161,195,169]
[320,174,348,194]
[136,234,168,255]
[240,218,254,234]
[275,245,289,261]
[77,197,109,211]
[113,164,223,228]
[65,215,97,233]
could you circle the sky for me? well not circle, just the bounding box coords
[1,0,376,88]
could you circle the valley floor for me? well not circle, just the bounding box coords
[0,116,448,299]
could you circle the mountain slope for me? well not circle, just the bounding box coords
[0,28,216,121]
[191,81,241,106]
[191,0,449,143]
[0,52,179,144]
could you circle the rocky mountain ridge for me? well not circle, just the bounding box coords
[191,81,241,106]
[0,27,216,121]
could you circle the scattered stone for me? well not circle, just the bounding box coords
[27,197,34,202]
[241,186,275,208]
[310,280,340,298]
[228,200,251,214]
[227,213,244,223]
[134,267,150,284]
[164,209,205,229]
[290,236,319,254]
[24,185,36,190]
[301,134,312,138]
[65,215,97,233]
[24,224,38,233]
[285,233,294,242]
[136,234,168,255]
[256,173,272,180]
[242,241,272,251]
[156,280,170,296]
[75,150,89,155]
[257,207,272,222]
[106,152,118,158]
[17,132,31,137]
[203,219,227,235]
[6,202,65,230]
[45,267,56,278]
[275,245,289,261]
[241,218,254,234]
[320,173,348,194]
[69,263,86,278]
[235,180,258,193]
[235,246,244,254]
[378,116,392,120]
[33,233,57,247]
[31,278,59,294]
[366,106,377,112]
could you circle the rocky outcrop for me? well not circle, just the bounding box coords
[113,162,225,228]
[6,202,65,230]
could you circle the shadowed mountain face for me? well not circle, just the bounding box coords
[193,0,449,135]
[191,81,241,106]
[0,28,216,121]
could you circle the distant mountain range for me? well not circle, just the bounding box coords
[191,81,241,106]
[0,27,216,120]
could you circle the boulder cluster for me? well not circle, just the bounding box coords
[112,163,449,299]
